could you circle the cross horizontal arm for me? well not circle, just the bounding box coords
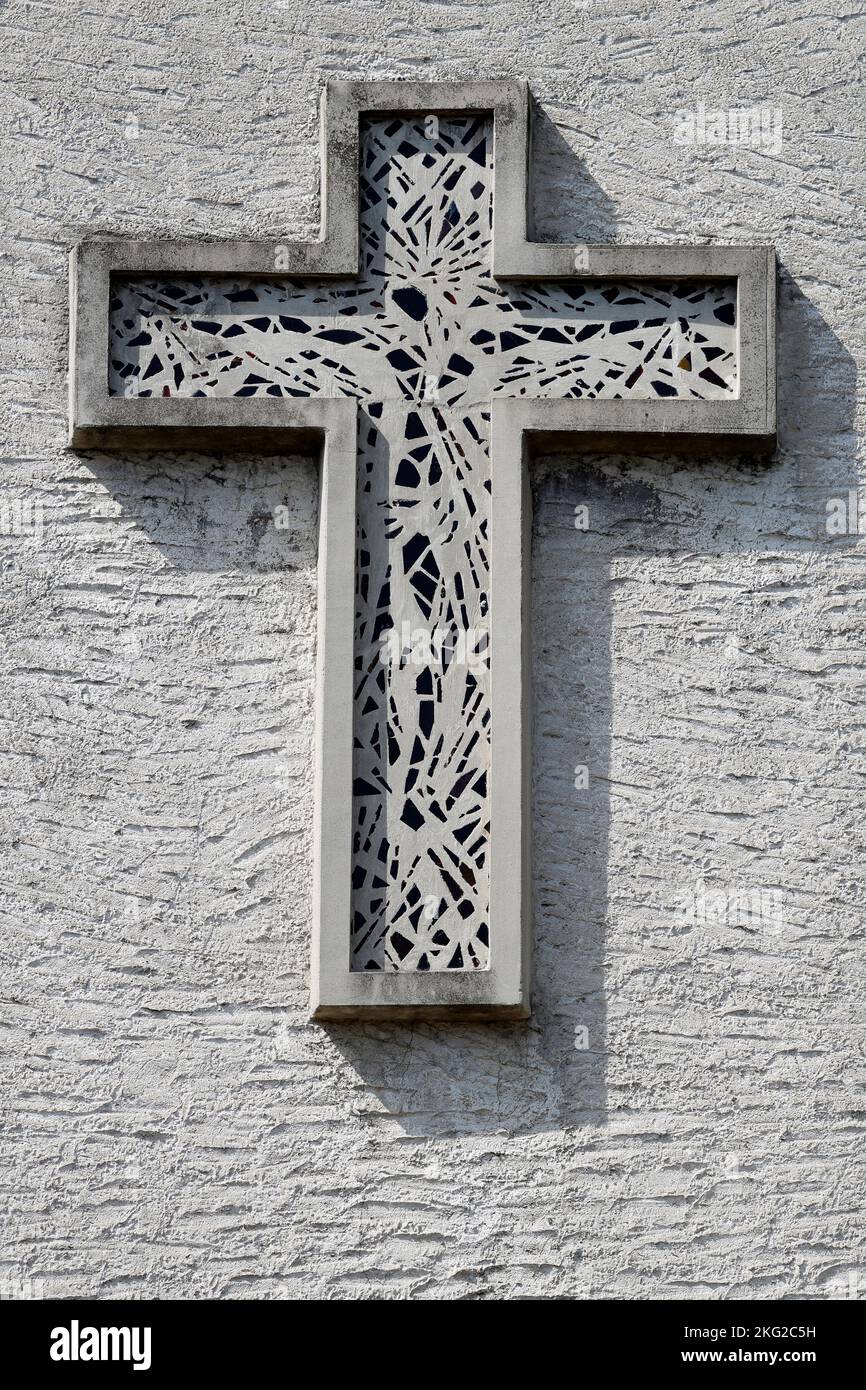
[70,79,775,448]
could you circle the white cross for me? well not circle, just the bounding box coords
[70,81,775,1019]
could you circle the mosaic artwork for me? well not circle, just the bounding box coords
[109,117,739,972]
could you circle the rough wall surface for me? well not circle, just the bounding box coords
[1,0,863,1299]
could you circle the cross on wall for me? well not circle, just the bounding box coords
[69,80,776,1020]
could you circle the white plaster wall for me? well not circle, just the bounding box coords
[1,0,863,1299]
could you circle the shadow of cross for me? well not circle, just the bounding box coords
[69,80,776,1022]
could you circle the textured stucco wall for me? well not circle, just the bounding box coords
[2,0,864,1299]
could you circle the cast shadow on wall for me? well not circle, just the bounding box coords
[308,269,857,1139]
[77,131,856,1140]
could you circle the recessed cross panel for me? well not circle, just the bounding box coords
[69,81,776,1018]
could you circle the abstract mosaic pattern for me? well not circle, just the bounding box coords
[351,404,491,972]
[108,278,738,406]
[108,117,739,972]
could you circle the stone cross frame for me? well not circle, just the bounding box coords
[69,80,776,1021]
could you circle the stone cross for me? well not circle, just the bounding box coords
[69,81,775,1020]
